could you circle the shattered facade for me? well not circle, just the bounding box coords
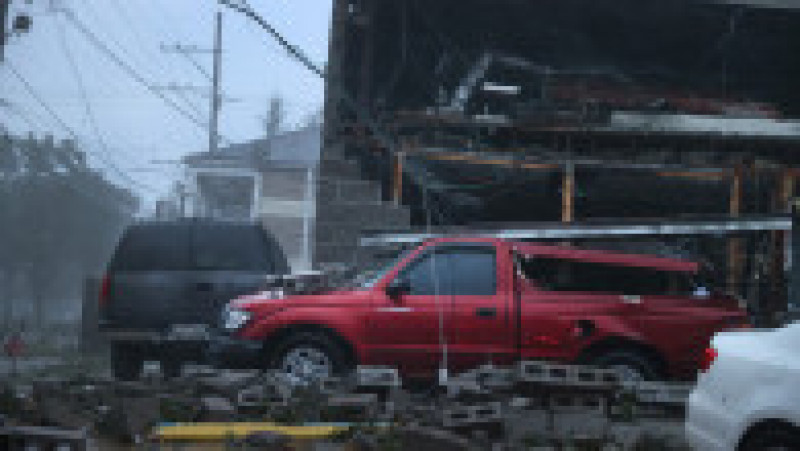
[317,0,800,313]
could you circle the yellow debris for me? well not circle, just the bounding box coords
[153,422,352,442]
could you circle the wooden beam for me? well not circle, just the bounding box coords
[766,169,795,321]
[562,164,575,223]
[727,167,744,294]
[417,151,559,170]
[392,151,405,206]
[655,170,731,181]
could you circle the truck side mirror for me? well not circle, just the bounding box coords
[386,280,410,301]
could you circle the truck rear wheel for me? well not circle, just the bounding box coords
[588,350,661,382]
[110,342,144,381]
[271,332,351,386]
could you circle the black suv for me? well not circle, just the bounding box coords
[99,219,289,379]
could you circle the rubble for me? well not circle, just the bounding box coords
[0,360,697,449]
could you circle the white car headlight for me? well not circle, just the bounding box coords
[222,307,252,331]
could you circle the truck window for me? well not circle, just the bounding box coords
[397,247,496,296]
[111,225,191,271]
[521,256,690,296]
[193,225,286,272]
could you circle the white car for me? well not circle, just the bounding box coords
[686,321,800,450]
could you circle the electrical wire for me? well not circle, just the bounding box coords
[5,61,140,212]
[56,7,212,137]
[56,16,158,194]
[218,0,455,380]
[217,0,324,78]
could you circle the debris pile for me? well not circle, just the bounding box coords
[1,361,693,450]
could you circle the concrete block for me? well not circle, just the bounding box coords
[548,393,607,414]
[503,407,550,444]
[355,366,401,388]
[318,178,382,204]
[318,158,362,180]
[473,365,516,391]
[552,411,609,441]
[325,393,379,422]
[200,396,236,421]
[517,360,619,389]
[391,424,478,451]
[441,402,504,428]
[630,381,692,405]
[197,370,261,399]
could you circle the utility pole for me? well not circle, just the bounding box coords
[160,12,227,153]
[209,11,222,154]
[1,0,10,61]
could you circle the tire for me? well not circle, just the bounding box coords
[740,424,800,451]
[110,342,144,381]
[270,332,351,386]
[588,350,661,382]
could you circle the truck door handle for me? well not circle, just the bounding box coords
[475,307,497,318]
[195,282,213,292]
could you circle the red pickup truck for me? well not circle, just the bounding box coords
[209,238,748,384]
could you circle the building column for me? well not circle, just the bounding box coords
[392,151,405,206]
[727,166,743,294]
[562,163,575,223]
[767,169,796,320]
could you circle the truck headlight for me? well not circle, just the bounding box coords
[222,307,252,331]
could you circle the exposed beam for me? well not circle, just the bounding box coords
[715,0,800,9]
[360,215,793,246]
[562,164,575,223]
[727,166,744,291]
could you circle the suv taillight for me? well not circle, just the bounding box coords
[699,346,718,373]
[99,275,110,308]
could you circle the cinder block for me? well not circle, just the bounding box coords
[551,411,609,441]
[473,365,516,390]
[630,381,692,405]
[517,360,619,389]
[355,366,401,388]
[199,396,236,421]
[325,393,379,421]
[441,402,504,428]
[548,393,607,414]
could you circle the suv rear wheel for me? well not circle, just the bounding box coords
[110,342,143,381]
[588,350,661,383]
[271,332,351,386]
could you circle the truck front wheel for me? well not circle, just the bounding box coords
[271,332,351,386]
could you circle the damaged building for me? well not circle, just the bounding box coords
[315,0,800,317]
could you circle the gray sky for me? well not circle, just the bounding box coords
[2,0,331,207]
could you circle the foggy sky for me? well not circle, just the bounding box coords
[1,0,332,210]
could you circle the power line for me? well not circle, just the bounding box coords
[56,7,213,137]
[5,61,143,204]
[55,16,158,194]
[6,61,82,141]
[217,0,324,78]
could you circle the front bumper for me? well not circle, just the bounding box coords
[206,333,263,369]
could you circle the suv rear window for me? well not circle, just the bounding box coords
[111,224,191,271]
[193,224,288,272]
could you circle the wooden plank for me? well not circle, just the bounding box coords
[393,151,405,205]
[562,164,575,223]
[728,167,744,293]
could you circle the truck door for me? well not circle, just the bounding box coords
[447,245,515,372]
[365,249,453,378]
